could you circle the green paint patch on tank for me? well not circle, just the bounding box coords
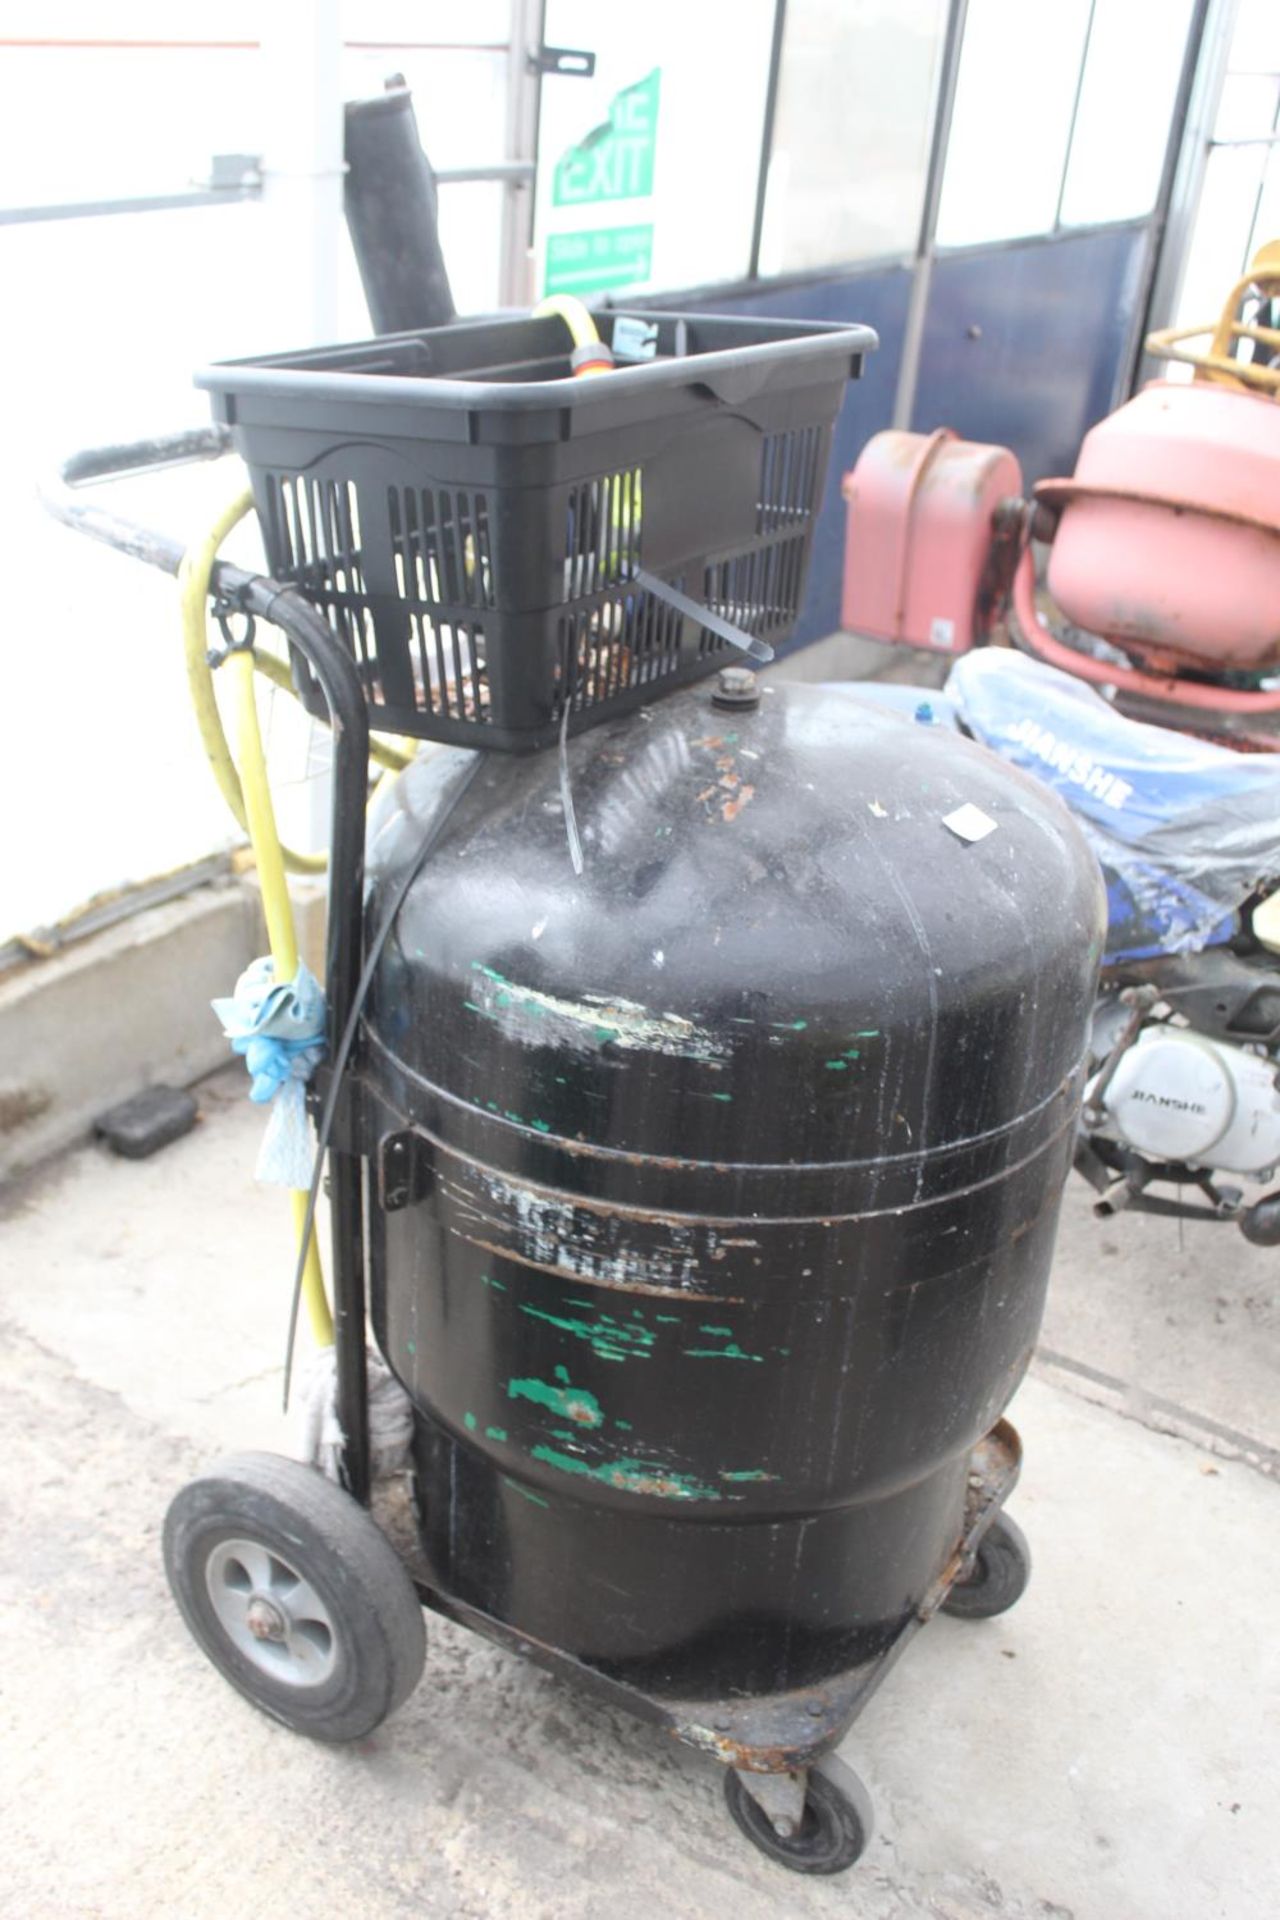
[485,1426,508,1442]
[719,1469,779,1483]
[520,1300,658,1362]
[684,1328,764,1362]
[480,1274,507,1291]
[530,1444,720,1501]
[463,1411,478,1431]
[508,1375,605,1428]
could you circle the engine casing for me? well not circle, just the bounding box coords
[1090,1025,1280,1175]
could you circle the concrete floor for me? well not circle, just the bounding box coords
[1,1069,1277,1919]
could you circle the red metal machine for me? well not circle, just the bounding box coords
[842,243,1280,743]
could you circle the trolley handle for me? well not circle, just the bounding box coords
[40,424,368,1034]
[43,426,235,574]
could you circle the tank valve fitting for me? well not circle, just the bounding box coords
[712,665,760,710]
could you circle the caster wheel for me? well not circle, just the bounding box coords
[163,1450,425,1742]
[942,1511,1031,1620]
[724,1755,874,1875]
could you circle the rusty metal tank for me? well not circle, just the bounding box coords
[360,675,1103,1732]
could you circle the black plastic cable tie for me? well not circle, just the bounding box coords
[558,701,585,877]
[632,566,775,665]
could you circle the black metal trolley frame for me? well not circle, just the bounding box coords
[44,429,1034,1877]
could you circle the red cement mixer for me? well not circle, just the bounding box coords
[842,243,1280,746]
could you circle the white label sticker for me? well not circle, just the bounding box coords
[942,803,998,844]
[929,616,956,649]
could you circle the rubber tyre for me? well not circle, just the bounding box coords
[163,1450,425,1742]
[941,1511,1031,1620]
[724,1757,873,1875]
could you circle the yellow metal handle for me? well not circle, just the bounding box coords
[1144,240,1280,397]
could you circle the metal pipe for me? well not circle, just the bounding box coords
[435,160,536,185]
[891,0,970,431]
[1129,0,1238,394]
[748,0,788,281]
[499,0,546,307]
[258,0,345,346]
[0,185,260,226]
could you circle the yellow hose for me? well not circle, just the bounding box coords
[533,292,601,350]
[179,492,334,1341]
[178,492,327,874]
[178,498,411,868]
[226,647,333,1347]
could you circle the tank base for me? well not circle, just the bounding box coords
[414,1420,1021,1774]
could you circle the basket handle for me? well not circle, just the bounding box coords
[689,363,773,407]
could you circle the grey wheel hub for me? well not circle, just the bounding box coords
[206,1537,338,1687]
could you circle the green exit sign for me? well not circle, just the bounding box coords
[544,225,654,295]
[553,69,660,207]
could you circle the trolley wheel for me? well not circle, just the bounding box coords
[942,1511,1031,1620]
[162,1450,425,1742]
[723,1754,874,1875]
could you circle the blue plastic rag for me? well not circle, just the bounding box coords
[212,957,327,1186]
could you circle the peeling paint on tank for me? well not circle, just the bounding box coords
[508,1376,607,1429]
[684,1324,765,1362]
[530,1444,720,1501]
[519,1301,657,1362]
[465,963,728,1063]
[685,1343,764,1362]
[473,1173,709,1291]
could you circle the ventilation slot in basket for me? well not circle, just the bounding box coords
[388,487,492,724]
[557,577,686,714]
[701,538,809,655]
[265,475,377,688]
[564,469,643,600]
[757,428,823,534]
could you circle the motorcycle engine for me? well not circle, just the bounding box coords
[1087,1021,1280,1176]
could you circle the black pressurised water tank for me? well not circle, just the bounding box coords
[362,680,1104,1701]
